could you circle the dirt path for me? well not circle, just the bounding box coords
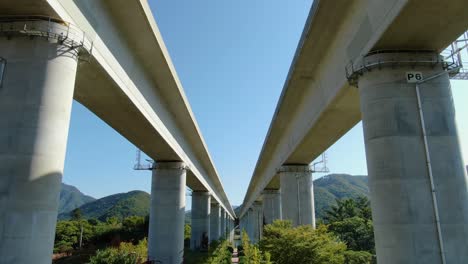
[231,248,239,263]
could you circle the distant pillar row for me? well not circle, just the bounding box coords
[148,161,187,264]
[356,51,468,264]
[191,191,211,250]
[279,165,316,228]
[0,20,84,264]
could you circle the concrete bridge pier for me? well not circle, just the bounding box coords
[191,191,211,250]
[228,219,232,242]
[357,52,468,264]
[279,165,315,227]
[232,219,235,241]
[220,209,226,239]
[262,189,281,224]
[148,162,186,264]
[251,202,263,243]
[225,217,230,240]
[246,208,253,239]
[240,216,246,235]
[223,213,228,238]
[210,202,221,242]
[0,26,80,263]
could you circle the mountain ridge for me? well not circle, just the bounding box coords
[58,190,150,221]
[59,174,369,221]
[59,183,96,214]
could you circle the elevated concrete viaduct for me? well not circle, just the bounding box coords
[0,1,235,263]
[240,0,468,263]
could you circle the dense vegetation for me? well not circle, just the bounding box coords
[54,212,231,264]
[54,177,372,263]
[89,239,148,264]
[184,240,233,264]
[59,191,151,221]
[53,213,149,263]
[239,231,271,264]
[240,196,375,264]
[260,222,346,264]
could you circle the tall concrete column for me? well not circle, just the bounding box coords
[210,202,221,242]
[229,219,234,242]
[225,215,229,238]
[246,208,254,240]
[245,208,253,239]
[220,209,226,239]
[147,162,186,263]
[225,218,229,241]
[240,216,246,234]
[0,22,81,263]
[251,202,263,243]
[356,52,468,264]
[262,189,281,224]
[191,191,211,250]
[279,165,315,227]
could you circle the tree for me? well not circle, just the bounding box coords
[344,250,373,264]
[71,208,82,221]
[106,216,120,227]
[324,197,375,254]
[259,221,346,264]
[328,217,374,253]
[355,196,372,220]
[206,240,232,264]
[54,220,93,252]
[185,224,192,240]
[324,199,358,223]
[240,230,269,264]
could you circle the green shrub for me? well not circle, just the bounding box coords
[89,238,147,264]
[240,230,270,264]
[206,240,232,264]
[259,220,346,264]
[344,250,373,264]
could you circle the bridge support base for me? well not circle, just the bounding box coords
[0,35,78,263]
[148,162,186,264]
[190,191,211,250]
[279,165,315,227]
[358,52,468,264]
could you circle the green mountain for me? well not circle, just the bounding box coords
[59,190,151,221]
[314,174,369,219]
[58,174,368,222]
[59,183,95,214]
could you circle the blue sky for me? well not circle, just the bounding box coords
[63,0,468,208]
